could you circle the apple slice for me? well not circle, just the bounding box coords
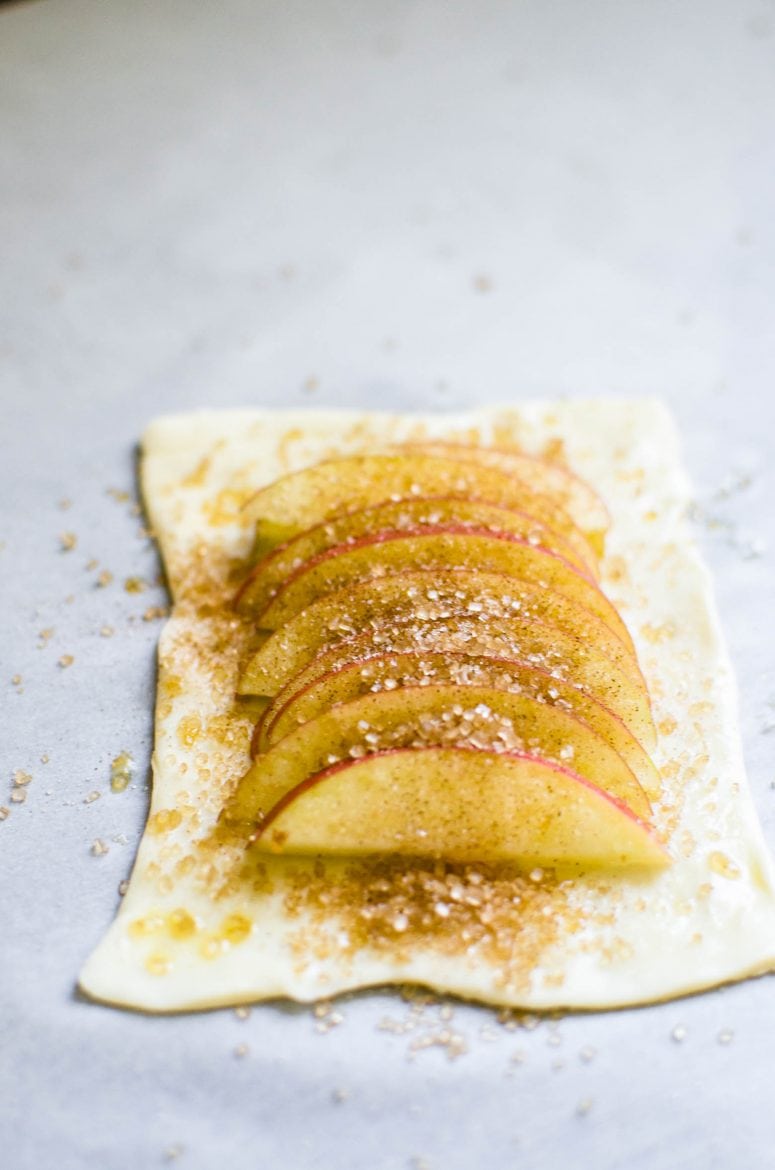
[257,652,660,799]
[229,684,651,829]
[242,747,668,869]
[243,453,598,565]
[240,569,640,699]
[236,496,597,613]
[240,617,656,750]
[394,441,610,557]
[255,529,633,650]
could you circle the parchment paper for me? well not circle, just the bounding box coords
[3,2,775,1168]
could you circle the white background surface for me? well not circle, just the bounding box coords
[2,1,775,1167]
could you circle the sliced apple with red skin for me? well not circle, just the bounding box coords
[256,651,660,799]
[393,441,610,558]
[236,496,597,614]
[240,747,667,869]
[229,684,651,831]
[241,569,640,701]
[255,529,633,652]
[243,453,598,567]
[241,617,656,750]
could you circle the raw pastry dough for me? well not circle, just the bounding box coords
[79,401,775,1011]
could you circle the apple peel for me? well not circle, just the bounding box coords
[235,495,598,613]
[243,452,600,567]
[240,614,656,750]
[237,568,642,699]
[255,651,661,798]
[254,528,633,647]
[391,440,610,556]
[249,747,666,869]
[226,684,651,825]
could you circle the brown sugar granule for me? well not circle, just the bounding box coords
[10,790,27,805]
[0,806,9,821]
[182,454,213,489]
[91,838,109,856]
[100,626,115,638]
[84,791,101,804]
[641,621,676,645]
[124,576,147,594]
[11,674,22,687]
[177,715,202,748]
[110,752,134,792]
[96,570,113,588]
[13,770,32,787]
[310,999,344,1033]
[60,532,77,551]
[283,857,571,990]
[409,1029,467,1060]
[148,808,183,834]
[315,1011,344,1034]
[38,628,55,647]
[106,487,131,503]
[143,606,169,622]
[708,851,741,879]
[495,1010,518,1031]
[58,654,74,669]
[145,952,171,975]
[377,1015,412,1035]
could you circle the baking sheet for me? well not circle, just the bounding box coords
[3,2,775,1168]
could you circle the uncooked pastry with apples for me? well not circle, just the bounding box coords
[80,402,775,1012]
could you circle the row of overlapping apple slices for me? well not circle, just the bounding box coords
[221,443,668,870]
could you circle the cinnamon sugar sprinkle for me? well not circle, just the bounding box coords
[281,857,575,992]
[124,426,726,1006]
[138,541,582,988]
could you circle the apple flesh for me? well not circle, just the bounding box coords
[255,529,633,651]
[256,651,660,799]
[239,569,640,694]
[243,453,599,565]
[239,616,656,750]
[392,441,610,558]
[228,684,651,830]
[241,747,667,869]
[230,445,664,873]
[235,495,597,614]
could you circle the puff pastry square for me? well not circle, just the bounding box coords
[80,401,775,1012]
